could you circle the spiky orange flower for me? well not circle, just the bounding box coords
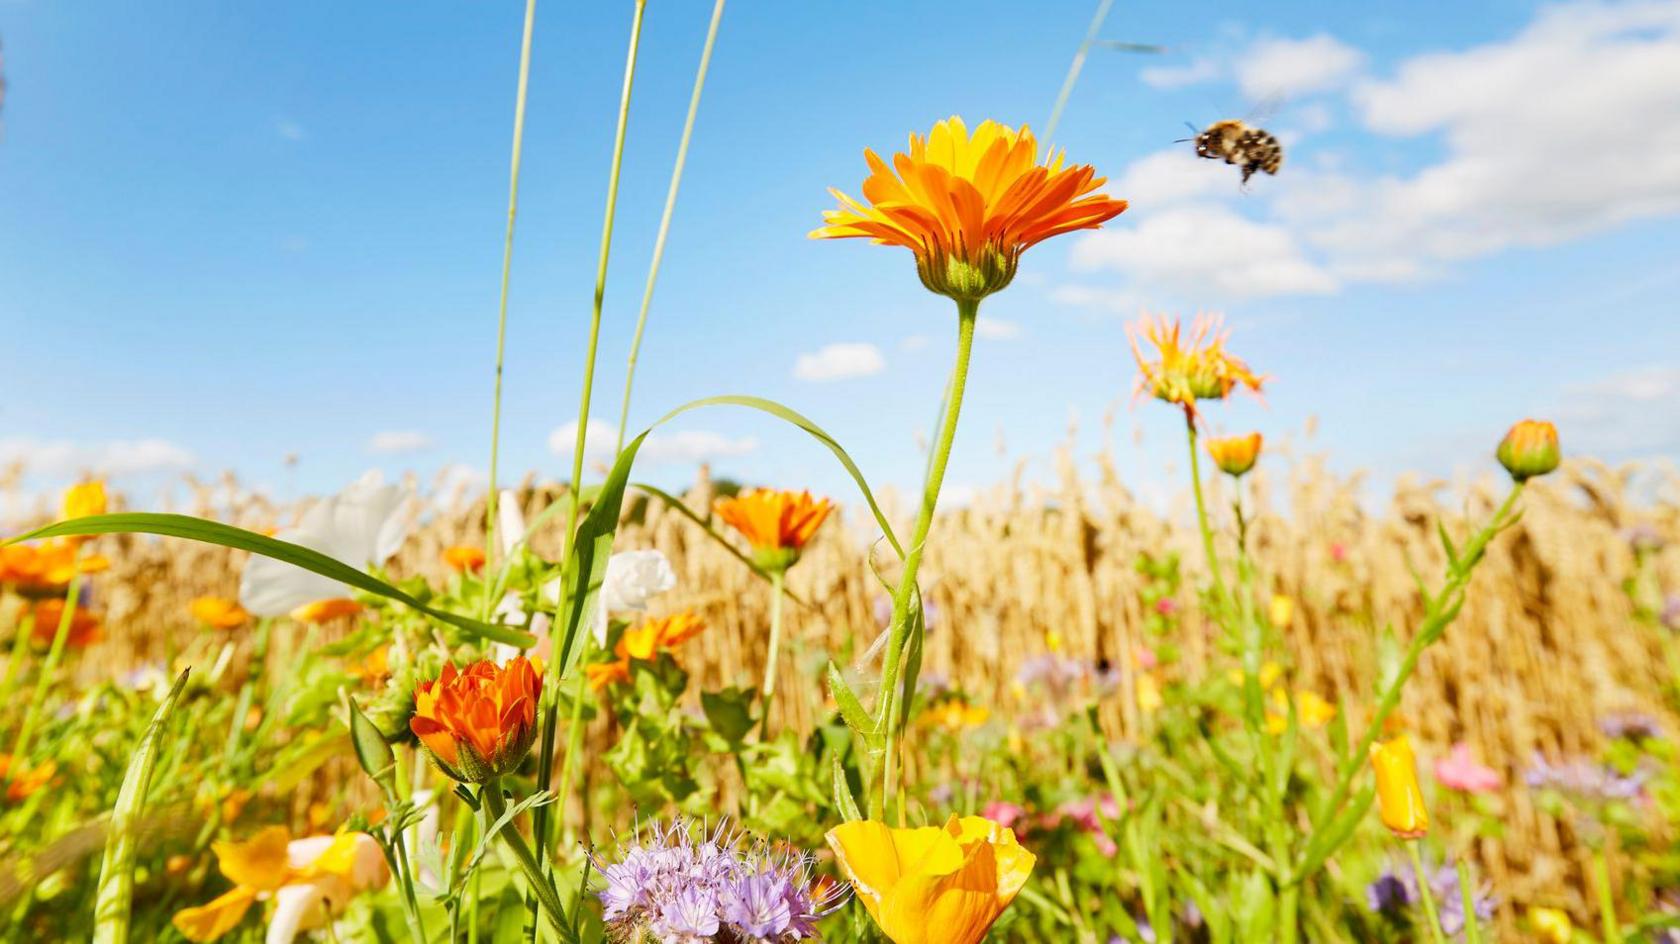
[813,117,1128,301]
[31,599,102,649]
[714,489,833,571]
[191,596,249,630]
[1128,314,1265,424]
[411,657,541,783]
[441,545,487,574]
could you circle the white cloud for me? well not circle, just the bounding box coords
[1236,34,1366,100]
[0,437,196,478]
[366,430,433,455]
[792,342,885,382]
[975,317,1023,341]
[548,419,757,467]
[1049,284,1144,314]
[1140,57,1223,89]
[274,118,306,141]
[900,334,931,352]
[1557,365,1680,456]
[1114,148,1229,206]
[1069,203,1338,298]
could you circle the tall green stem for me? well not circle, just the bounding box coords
[481,782,572,941]
[1185,422,1230,609]
[615,0,726,453]
[532,0,646,868]
[555,633,594,849]
[1405,841,1449,944]
[760,568,786,738]
[482,0,539,608]
[1594,848,1623,944]
[1043,0,1116,142]
[7,572,82,787]
[874,301,979,820]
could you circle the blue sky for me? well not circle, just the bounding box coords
[2,0,1677,520]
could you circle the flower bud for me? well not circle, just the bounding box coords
[410,657,541,784]
[1206,433,1262,477]
[1496,419,1559,482]
[1369,734,1428,839]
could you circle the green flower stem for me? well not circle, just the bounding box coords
[556,632,595,849]
[1405,841,1449,944]
[1185,422,1231,610]
[7,571,83,789]
[759,568,786,739]
[533,0,646,868]
[1594,847,1623,944]
[614,0,726,453]
[1457,857,1484,944]
[0,610,36,706]
[1294,483,1524,882]
[875,300,978,821]
[482,0,540,607]
[482,781,572,940]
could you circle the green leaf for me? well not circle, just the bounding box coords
[701,686,758,746]
[8,514,534,648]
[552,431,649,680]
[633,482,807,606]
[826,662,876,746]
[347,697,397,792]
[93,669,189,944]
[831,754,862,823]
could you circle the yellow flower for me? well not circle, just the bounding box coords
[1225,660,1285,690]
[288,598,362,624]
[1206,432,1262,477]
[172,826,387,943]
[1369,734,1429,839]
[1264,690,1336,734]
[1529,906,1572,943]
[441,544,487,574]
[926,700,991,731]
[814,116,1128,301]
[1136,672,1163,714]
[826,815,1036,944]
[1496,418,1560,482]
[1269,594,1294,629]
[1129,313,1264,423]
[714,488,833,571]
[62,480,108,519]
[191,596,249,630]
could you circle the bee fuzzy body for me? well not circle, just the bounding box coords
[1193,119,1283,185]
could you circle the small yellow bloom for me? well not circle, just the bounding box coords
[289,598,362,624]
[191,596,249,630]
[1044,630,1063,653]
[172,826,388,943]
[1225,661,1285,690]
[1136,672,1163,714]
[1370,734,1429,839]
[1206,432,1262,478]
[1269,594,1294,629]
[1496,418,1560,482]
[826,815,1036,944]
[1265,690,1336,734]
[1529,906,1572,943]
[62,480,108,519]
[926,700,991,731]
[1129,314,1264,423]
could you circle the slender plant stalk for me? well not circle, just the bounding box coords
[7,571,83,787]
[760,568,786,738]
[532,0,647,872]
[480,782,572,940]
[1405,841,1449,944]
[1044,0,1117,142]
[482,0,540,608]
[556,633,595,849]
[614,0,727,453]
[1456,858,1484,944]
[1594,848,1623,944]
[875,301,979,820]
[0,611,36,705]
[1185,422,1230,608]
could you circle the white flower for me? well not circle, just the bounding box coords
[239,473,413,618]
[593,549,676,643]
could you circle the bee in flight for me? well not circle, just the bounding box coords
[1191,119,1283,185]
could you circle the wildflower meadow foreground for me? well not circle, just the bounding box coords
[5,3,1680,943]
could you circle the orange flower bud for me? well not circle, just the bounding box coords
[1369,734,1428,839]
[1206,432,1262,477]
[190,596,249,630]
[442,545,487,574]
[410,657,542,783]
[1496,419,1559,482]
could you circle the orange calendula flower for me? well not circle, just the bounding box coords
[0,755,56,802]
[0,542,108,597]
[1206,432,1262,477]
[1496,418,1560,482]
[289,598,362,624]
[410,657,541,783]
[191,596,249,630]
[714,488,833,571]
[352,645,390,687]
[814,116,1128,301]
[442,544,487,574]
[1370,734,1429,839]
[826,814,1036,944]
[586,659,632,692]
[31,599,102,649]
[592,612,708,691]
[1129,314,1265,424]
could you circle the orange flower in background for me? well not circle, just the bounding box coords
[715,489,833,571]
[586,659,631,692]
[351,645,390,687]
[1496,418,1560,482]
[171,825,387,943]
[442,544,487,574]
[31,599,102,649]
[0,754,56,802]
[191,596,249,630]
[289,598,362,625]
[826,814,1036,944]
[1370,734,1429,839]
[1206,432,1262,478]
[0,541,108,597]
[410,657,541,783]
[591,612,708,691]
[1129,314,1264,424]
[814,116,1128,301]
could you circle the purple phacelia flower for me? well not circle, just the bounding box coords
[1600,712,1663,742]
[1526,753,1649,801]
[593,818,846,943]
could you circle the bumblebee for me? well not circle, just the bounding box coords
[1193,119,1282,184]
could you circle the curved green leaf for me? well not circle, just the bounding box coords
[552,431,650,679]
[633,482,808,608]
[7,514,533,648]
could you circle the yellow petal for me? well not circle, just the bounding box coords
[172,885,257,942]
[214,825,293,891]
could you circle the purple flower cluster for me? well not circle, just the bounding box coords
[594,819,845,943]
[1600,711,1663,742]
[1366,862,1496,936]
[1525,753,1648,801]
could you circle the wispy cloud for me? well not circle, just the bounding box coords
[548,419,757,467]
[366,430,434,455]
[1236,34,1365,99]
[792,342,885,382]
[1557,365,1680,457]
[0,437,195,478]
[975,317,1023,341]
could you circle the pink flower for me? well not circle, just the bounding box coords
[1153,598,1178,616]
[1131,645,1159,671]
[1434,742,1501,794]
[1330,542,1347,562]
[982,801,1026,832]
